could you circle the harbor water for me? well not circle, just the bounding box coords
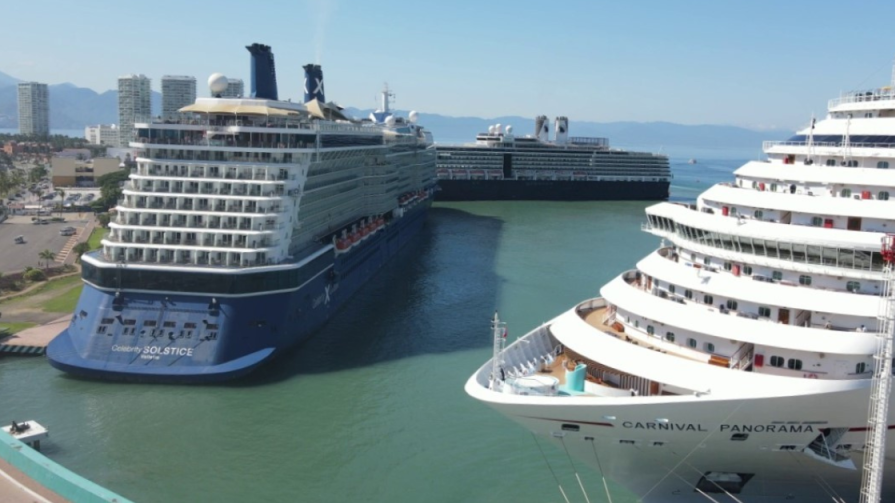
[1,154,748,502]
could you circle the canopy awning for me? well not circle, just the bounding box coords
[178,102,301,116]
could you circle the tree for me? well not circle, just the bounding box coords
[96,212,111,228]
[32,187,43,217]
[38,249,55,271]
[55,188,65,216]
[72,242,90,262]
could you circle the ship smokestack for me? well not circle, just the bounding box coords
[246,43,278,100]
[303,64,325,103]
[535,115,550,142]
[554,116,569,145]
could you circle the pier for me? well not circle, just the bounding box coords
[0,315,69,356]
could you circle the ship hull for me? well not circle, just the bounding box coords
[435,179,670,201]
[47,201,430,383]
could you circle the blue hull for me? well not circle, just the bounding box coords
[47,203,430,383]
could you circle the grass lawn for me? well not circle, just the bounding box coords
[0,321,38,335]
[41,284,83,313]
[0,274,81,305]
[87,227,108,250]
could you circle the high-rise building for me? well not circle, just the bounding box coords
[221,78,244,98]
[117,74,151,147]
[84,124,119,146]
[17,82,49,136]
[161,75,196,119]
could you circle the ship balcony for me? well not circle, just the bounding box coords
[136,147,308,165]
[123,182,287,199]
[102,244,279,268]
[113,213,285,233]
[104,232,281,251]
[135,162,298,182]
[118,199,285,216]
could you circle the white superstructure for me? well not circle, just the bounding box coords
[467,64,895,502]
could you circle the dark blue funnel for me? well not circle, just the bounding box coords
[303,64,325,103]
[246,43,278,100]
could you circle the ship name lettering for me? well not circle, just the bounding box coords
[620,422,814,433]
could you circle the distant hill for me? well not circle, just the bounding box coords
[0,69,790,147]
[0,72,160,129]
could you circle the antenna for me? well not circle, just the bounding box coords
[381,83,395,114]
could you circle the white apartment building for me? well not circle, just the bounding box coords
[161,75,196,120]
[117,74,151,147]
[17,82,49,136]
[221,78,244,98]
[84,124,119,145]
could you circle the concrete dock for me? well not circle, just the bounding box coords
[0,315,69,355]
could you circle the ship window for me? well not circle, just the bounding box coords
[143,320,156,327]
[847,281,861,292]
[770,356,784,367]
[647,325,655,335]
[684,289,693,299]
[561,424,580,432]
[787,359,803,370]
[726,299,738,310]
[811,217,823,226]
[751,181,758,189]
[845,160,858,167]
[799,275,812,286]
[742,265,753,275]
[879,191,890,200]
[703,257,710,266]
[856,362,867,374]
[619,440,636,445]
[758,306,771,318]
[652,441,665,447]
[687,338,697,348]
[729,207,737,216]
[704,342,715,353]
[665,332,675,342]
[634,320,639,328]
[840,189,852,198]
[879,161,890,169]
[97,325,108,334]
[163,321,177,328]
[100,318,114,325]
[826,159,837,166]
[703,295,713,305]
[753,210,763,219]
[731,433,749,441]
[770,183,778,192]
[778,445,797,451]
[184,322,197,329]
[690,252,696,261]
[772,271,783,281]
[668,285,675,294]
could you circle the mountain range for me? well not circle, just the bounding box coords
[0,70,792,148]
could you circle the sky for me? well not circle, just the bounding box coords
[2,0,895,130]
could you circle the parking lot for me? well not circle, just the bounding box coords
[0,215,89,273]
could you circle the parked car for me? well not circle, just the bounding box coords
[14,235,25,244]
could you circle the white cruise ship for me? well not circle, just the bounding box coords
[466,65,895,501]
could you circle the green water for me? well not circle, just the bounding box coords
[0,158,743,502]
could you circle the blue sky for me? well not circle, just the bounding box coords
[2,0,895,129]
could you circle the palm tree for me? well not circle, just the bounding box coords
[72,242,90,263]
[32,187,43,218]
[38,249,55,271]
[55,188,65,217]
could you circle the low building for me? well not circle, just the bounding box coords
[2,141,25,155]
[85,124,119,146]
[51,157,122,187]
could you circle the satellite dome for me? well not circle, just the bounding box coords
[208,73,228,96]
[505,125,513,135]
[408,111,419,123]
[385,115,396,126]
[488,125,496,135]
[495,123,502,134]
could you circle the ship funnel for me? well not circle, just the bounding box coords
[246,43,278,100]
[554,116,569,145]
[535,115,550,142]
[303,64,325,103]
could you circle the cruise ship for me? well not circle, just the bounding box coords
[466,66,895,501]
[47,44,436,383]
[435,116,671,201]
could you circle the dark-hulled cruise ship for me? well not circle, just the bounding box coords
[435,116,670,201]
[47,44,436,383]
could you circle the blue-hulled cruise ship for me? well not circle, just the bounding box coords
[47,44,436,383]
